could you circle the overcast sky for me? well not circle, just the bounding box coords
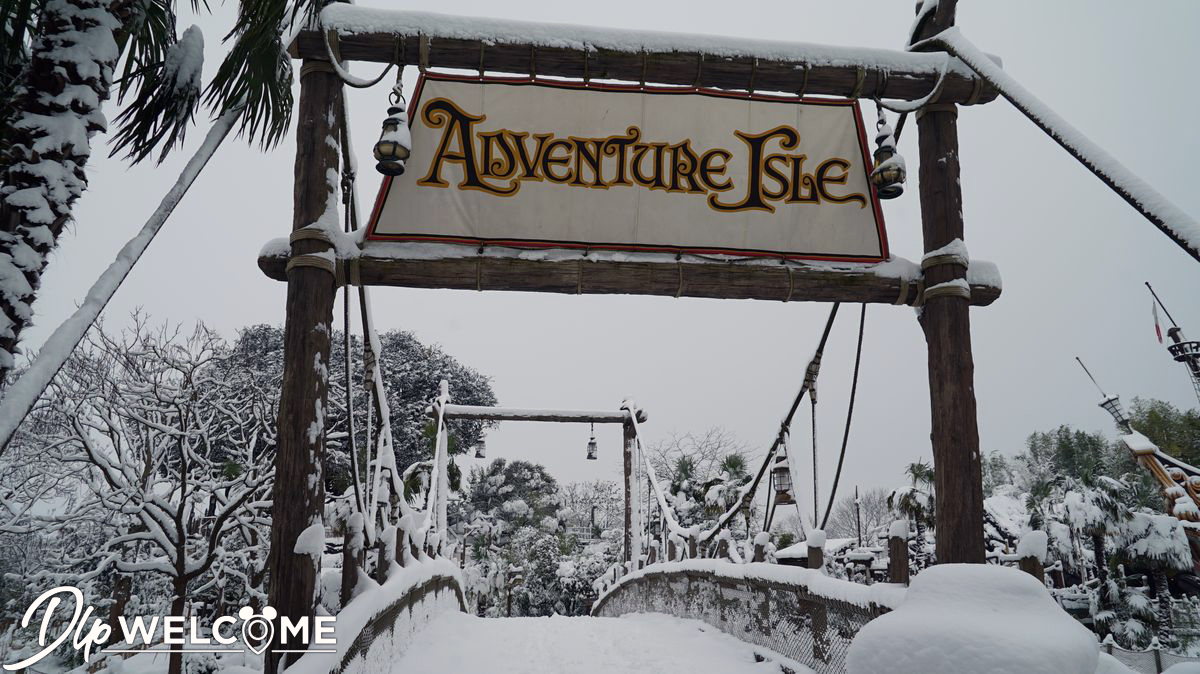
[22,1,1200,524]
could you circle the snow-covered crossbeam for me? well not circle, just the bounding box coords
[426,403,646,424]
[923,27,1200,264]
[291,5,997,104]
[258,241,1003,307]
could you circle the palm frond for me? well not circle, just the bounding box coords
[204,0,298,150]
[110,24,204,163]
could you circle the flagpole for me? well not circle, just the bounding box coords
[1146,282,1180,328]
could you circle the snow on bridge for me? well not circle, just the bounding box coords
[386,612,811,674]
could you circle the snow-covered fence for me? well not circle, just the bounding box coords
[1103,638,1200,674]
[286,559,466,674]
[592,560,905,674]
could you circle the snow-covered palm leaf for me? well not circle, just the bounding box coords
[204,0,298,149]
[109,7,205,163]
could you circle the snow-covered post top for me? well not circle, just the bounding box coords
[1016,530,1048,585]
[847,565,1099,674]
[888,520,910,585]
[807,529,826,573]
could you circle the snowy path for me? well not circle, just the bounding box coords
[389,612,813,674]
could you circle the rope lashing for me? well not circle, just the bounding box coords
[298,59,335,79]
[848,65,866,99]
[286,254,335,277]
[922,280,971,302]
[920,252,968,271]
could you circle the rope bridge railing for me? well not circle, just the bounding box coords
[591,560,905,674]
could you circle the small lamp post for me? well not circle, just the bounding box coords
[474,437,487,459]
[586,423,598,460]
[773,454,795,506]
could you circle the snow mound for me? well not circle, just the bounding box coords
[846,564,1098,674]
[1164,664,1200,674]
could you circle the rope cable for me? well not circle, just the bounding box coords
[700,303,841,544]
[820,303,867,531]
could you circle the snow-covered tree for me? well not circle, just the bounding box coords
[0,0,313,378]
[888,460,935,569]
[1,319,274,674]
[1119,511,1193,647]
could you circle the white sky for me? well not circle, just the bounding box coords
[23,1,1200,524]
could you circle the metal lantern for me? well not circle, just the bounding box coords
[772,454,795,505]
[474,438,487,459]
[586,423,598,460]
[870,107,905,200]
[374,93,412,176]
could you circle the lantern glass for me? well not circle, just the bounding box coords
[374,106,411,176]
[773,465,794,505]
[586,423,598,460]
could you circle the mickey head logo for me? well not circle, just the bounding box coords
[239,606,277,655]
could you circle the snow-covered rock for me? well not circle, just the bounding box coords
[846,564,1098,674]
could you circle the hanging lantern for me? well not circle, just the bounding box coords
[586,423,598,461]
[870,106,905,200]
[474,437,487,459]
[374,84,412,176]
[772,454,795,505]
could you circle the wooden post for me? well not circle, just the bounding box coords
[807,542,824,572]
[1018,555,1044,583]
[395,527,407,567]
[688,535,698,559]
[623,419,634,564]
[340,528,362,607]
[914,0,985,565]
[265,57,342,674]
[374,538,389,584]
[753,541,766,563]
[667,538,677,562]
[889,535,910,585]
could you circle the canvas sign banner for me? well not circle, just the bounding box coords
[368,74,889,262]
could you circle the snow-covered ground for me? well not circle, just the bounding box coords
[386,612,813,674]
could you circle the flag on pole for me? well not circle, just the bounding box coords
[1153,301,1164,343]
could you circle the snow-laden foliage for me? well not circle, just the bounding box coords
[0,318,274,672]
